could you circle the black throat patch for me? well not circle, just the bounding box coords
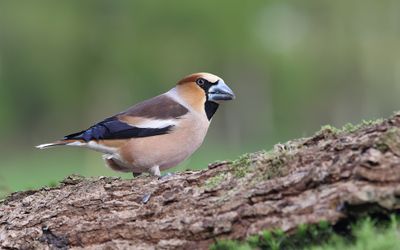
[197,78,220,120]
[204,101,219,120]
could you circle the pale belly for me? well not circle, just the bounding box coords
[115,121,209,173]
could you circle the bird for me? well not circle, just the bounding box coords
[36,72,235,177]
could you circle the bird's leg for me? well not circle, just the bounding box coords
[148,165,174,180]
[148,165,161,177]
[141,165,161,204]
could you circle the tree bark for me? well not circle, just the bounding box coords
[2,114,400,250]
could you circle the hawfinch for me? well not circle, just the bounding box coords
[36,73,235,177]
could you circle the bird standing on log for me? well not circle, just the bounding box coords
[36,73,235,177]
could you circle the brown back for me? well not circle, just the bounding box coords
[121,94,189,119]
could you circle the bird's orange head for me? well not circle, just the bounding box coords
[175,72,235,119]
[177,72,235,102]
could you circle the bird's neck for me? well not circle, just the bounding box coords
[204,101,219,121]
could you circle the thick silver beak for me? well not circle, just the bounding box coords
[208,80,235,102]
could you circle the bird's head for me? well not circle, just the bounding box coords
[177,72,235,104]
[176,72,235,120]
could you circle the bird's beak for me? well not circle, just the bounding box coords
[208,80,236,102]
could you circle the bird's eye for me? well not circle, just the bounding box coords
[196,78,206,86]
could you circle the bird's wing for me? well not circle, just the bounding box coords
[64,94,189,142]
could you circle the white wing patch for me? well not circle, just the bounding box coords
[130,118,179,129]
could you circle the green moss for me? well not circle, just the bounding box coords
[230,149,293,180]
[261,144,297,180]
[319,125,341,135]
[311,217,400,250]
[47,181,59,188]
[204,148,294,190]
[374,127,400,154]
[256,222,332,250]
[318,119,385,137]
[210,216,400,250]
[265,154,286,179]
[341,123,360,133]
[343,119,384,133]
[231,153,253,178]
[204,153,255,189]
[220,139,301,183]
[211,221,333,250]
[232,153,252,166]
[204,172,227,189]
[210,240,252,250]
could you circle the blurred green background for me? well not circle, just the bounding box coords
[0,1,399,195]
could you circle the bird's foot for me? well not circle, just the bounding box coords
[141,193,151,204]
[141,173,174,204]
[158,172,174,181]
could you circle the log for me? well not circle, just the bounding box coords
[1,113,400,250]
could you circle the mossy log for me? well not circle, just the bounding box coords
[1,114,400,249]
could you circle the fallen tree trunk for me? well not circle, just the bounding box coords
[2,114,400,250]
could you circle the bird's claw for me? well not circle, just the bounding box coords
[141,193,151,204]
[158,172,174,181]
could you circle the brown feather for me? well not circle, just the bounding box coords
[120,94,188,120]
[177,73,202,85]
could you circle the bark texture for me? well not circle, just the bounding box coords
[2,114,400,249]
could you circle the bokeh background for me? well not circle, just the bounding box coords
[1,1,399,195]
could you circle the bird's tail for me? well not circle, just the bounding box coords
[35,140,78,149]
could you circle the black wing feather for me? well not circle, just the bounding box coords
[64,117,173,142]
